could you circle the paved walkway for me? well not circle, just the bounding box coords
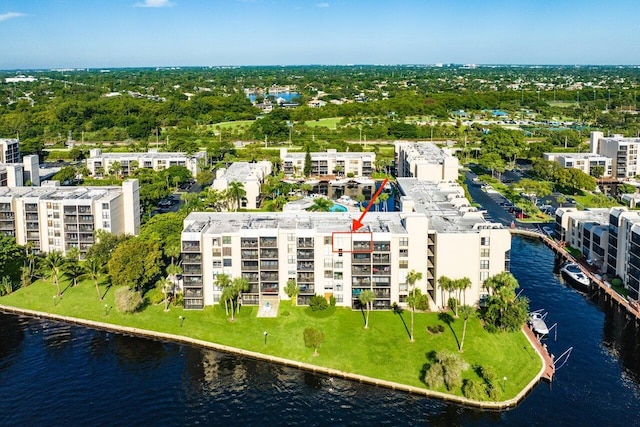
[257,300,279,318]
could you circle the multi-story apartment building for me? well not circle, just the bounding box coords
[394,141,460,181]
[212,161,272,210]
[0,179,140,256]
[0,155,40,187]
[280,148,375,178]
[180,178,510,311]
[554,206,640,300]
[590,131,640,179]
[0,139,20,164]
[86,149,206,178]
[543,152,612,177]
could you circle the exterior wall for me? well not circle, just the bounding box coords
[212,161,272,210]
[86,149,206,178]
[395,142,460,181]
[0,179,140,256]
[543,152,612,177]
[280,148,375,177]
[0,139,20,164]
[594,134,640,178]
[23,155,40,186]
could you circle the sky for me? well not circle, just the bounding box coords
[0,0,639,69]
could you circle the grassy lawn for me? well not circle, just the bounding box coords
[572,193,623,209]
[1,279,541,401]
[207,120,255,131]
[304,117,343,130]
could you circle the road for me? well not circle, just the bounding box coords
[463,170,540,231]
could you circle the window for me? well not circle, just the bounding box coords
[480,260,489,270]
[288,256,295,265]
[480,248,490,257]
[324,258,333,268]
[102,203,109,210]
[399,249,408,258]
[324,270,333,279]
[480,271,489,282]
[223,259,232,267]
[334,271,343,280]
[324,236,332,245]
[481,237,490,246]
[222,236,231,245]
[399,237,409,247]
[212,260,222,268]
[212,238,220,247]
[223,247,232,257]
[399,260,408,269]
[103,221,110,228]
[288,244,295,254]
[288,233,295,242]
[334,260,343,269]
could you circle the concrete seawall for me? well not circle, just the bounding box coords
[0,304,544,410]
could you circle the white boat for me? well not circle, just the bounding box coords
[560,262,590,290]
[528,312,549,336]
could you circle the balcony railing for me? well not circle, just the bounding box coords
[297,238,314,248]
[261,284,279,294]
[182,242,201,252]
[260,261,278,270]
[260,272,279,281]
[296,262,314,271]
[260,237,277,247]
[182,254,202,263]
[297,273,314,283]
[352,266,371,274]
[353,242,371,251]
[260,249,278,259]
[241,262,259,271]
[241,250,258,259]
[372,266,391,275]
[241,239,258,248]
[298,284,315,294]
[372,254,390,263]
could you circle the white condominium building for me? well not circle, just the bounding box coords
[0,179,140,256]
[212,161,273,210]
[280,148,375,177]
[0,155,40,187]
[0,139,20,164]
[394,141,460,181]
[543,152,612,177]
[590,131,640,179]
[86,149,207,178]
[180,178,510,311]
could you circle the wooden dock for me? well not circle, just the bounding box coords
[522,323,555,382]
[511,229,640,322]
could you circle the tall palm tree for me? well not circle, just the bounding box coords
[359,289,376,329]
[44,251,65,298]
[84,257,104,300]
[64,255,84,288]
[232,277,249,315]
[215,273,232,315]
[379,192,389,212]
[458,305,475,352]
[227,180,246,211]
[406,269,423,342]
[309,198,334,212]
[456,277,472,309]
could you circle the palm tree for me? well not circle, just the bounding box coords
[227,180,246,211]
[215,273,232,315]
[456,277,472,308]
[64,254,84,288]
[84,257,104,300]
[300,183,313,197]
[379,192,389,212]
[359,289,376,329]
[43,251,65,298]
[355,194,366,209]
[458,305,475,352]
[285,278,300,306]
[109,161,122,179]
[308,198,334,212]
[406,269,423,342]
[232,277,249,315]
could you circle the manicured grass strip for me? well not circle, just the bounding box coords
[1,279,541,400]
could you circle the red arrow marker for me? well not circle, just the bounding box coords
[352,178,389,232]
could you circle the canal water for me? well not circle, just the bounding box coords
[1,236,640,426]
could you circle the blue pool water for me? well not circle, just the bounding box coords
[329,203,348,212]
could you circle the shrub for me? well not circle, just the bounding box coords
[281,310,291,316]
[329,295,336,306]
[115,287,143,313]
[462,379,486,401]
[427,324,445,334]
[611,277,623,287]
[415,294,430,311]
[145,286,165,305]
[309,295,329,311]
[424,362,445,388]
[303,327,325,356]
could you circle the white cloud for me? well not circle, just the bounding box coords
[0,12,26,22]
[316,2,329,7]
[133,0,175,8]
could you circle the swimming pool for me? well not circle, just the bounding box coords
[329,203,348,212]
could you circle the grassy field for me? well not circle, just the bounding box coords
[0,278,541,400]
[304,117,343,130]
[207,120,255,131]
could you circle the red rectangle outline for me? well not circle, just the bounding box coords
[331,231,373,253]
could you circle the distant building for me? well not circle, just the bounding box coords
[590,131,640,178]
[212,161,272,210]
[86,149,206,178]
[281,148,375,178]
[0,179,140,256]
[0,155,40,188]
[543,152,612,177]
[0,139,20,164]
[394,141,460,181]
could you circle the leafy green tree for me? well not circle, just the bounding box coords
[43,251,65,298]
[139,212,185,250]
[455,277,472,310]
[86,230,131,268]
[227,180,246,211]
[303,327,325,356]
[107,238,164,292]
[590,165,605,178]
[482,272,529,332]
[0,236,25,284]
[518,179,553,206]
[406,269,423,342]
[309,295,329,311]
[303,146,312,177]
[53,166,77,183]
[285,278,300,306]
[359,289,376,329]
[196,170,214,186]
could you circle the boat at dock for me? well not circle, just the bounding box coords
[560,262,590,290]
[528,311,550,336]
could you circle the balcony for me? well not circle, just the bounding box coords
[182,253,202,263]
[78,215,94,223]
[260,249,278,259]
[352,253,371,263]
[374,289,390,299]
[242,261,259,271]
[352,266,371,275]
[372,254,390,263]
[241,250,258,260]
[297,238,314,248]
[352,278,371,286]
[183,265,202,274]
[26,223,39,231]
[247,284,260,294]
[298,284,315,294]
[64,206,77,214]
[242,272,259,282]
[184,288,203,297]
[297,273,314,283]
[297,262,314,271]
[260,272,279,281]
[25,213,39,221]
[182,241,201,252]
[372,265,391,275]
[0,213,15,220]
[241,239,258,248]
[353,242,371,251]
[297,250,314,260]
[373,242,390,252]
[260,237,277,248]
[184,299,204,310]
[183,277,203,286]
[260,260,279,270]
[261,284,279,294]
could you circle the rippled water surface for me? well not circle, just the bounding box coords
[1,236,640,426]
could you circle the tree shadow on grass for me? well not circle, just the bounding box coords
[101,283,112,301]
[419,351,438,385]
[392,304,411,339]
[438,312,460,350]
